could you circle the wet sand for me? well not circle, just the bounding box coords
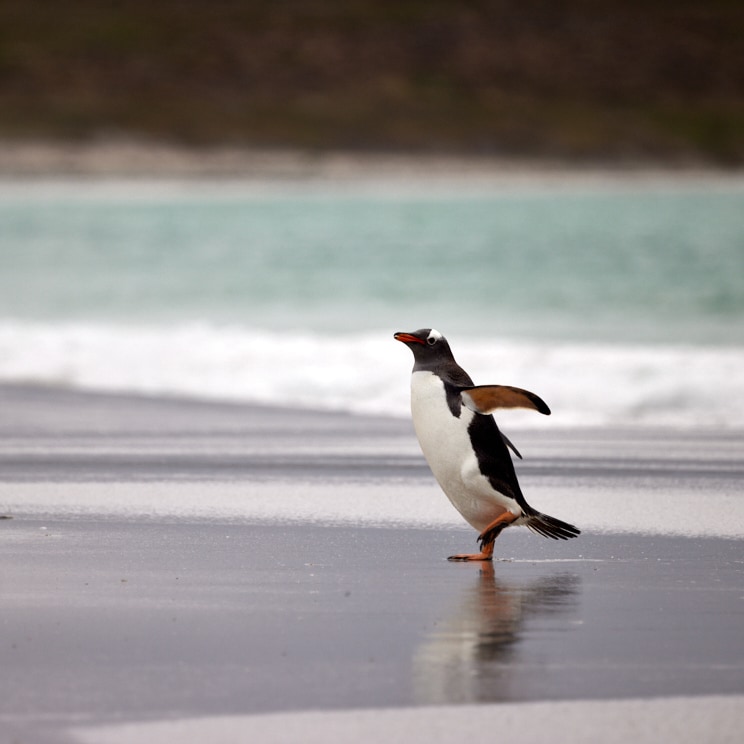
[0,384,742,743]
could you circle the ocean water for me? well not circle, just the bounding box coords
[1,175,743,428]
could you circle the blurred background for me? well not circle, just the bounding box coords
[1,0,743,160]
[0,0,742,427]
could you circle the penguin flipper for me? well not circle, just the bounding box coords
[461,385,551,416]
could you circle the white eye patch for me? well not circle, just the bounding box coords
[427,329,442,343]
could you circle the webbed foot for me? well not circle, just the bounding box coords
[447,552,493,562]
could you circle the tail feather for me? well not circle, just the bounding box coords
[526,513,581,540]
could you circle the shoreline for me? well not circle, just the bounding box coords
[1,139,742,184]
[2,382,743,743]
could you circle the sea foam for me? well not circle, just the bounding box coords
[1,321,743,429]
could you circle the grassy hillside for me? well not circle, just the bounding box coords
[1,0,742,162]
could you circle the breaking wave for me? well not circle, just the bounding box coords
[2,321,743,429]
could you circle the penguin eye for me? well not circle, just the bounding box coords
[426,337,437,346]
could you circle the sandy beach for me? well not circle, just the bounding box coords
[1,384,743,743]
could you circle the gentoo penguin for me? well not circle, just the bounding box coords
[395,328,579,561]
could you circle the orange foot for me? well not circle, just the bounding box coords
[477,512,519,548]
[447,551,493,562]
[447,541,494,562]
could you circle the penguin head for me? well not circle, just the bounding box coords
[394,328,455,370]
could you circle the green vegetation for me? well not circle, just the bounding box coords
[1,0,742,162]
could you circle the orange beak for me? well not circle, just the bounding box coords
[394,332,425,344]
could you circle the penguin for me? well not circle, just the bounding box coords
[394,328,579,561]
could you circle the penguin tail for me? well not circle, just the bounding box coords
[525,513,581,540]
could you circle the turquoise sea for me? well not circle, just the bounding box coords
[1,175,743,427]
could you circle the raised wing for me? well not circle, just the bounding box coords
[461,385,551,416]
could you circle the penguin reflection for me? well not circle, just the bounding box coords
[413,564,581,704]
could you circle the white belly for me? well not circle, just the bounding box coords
[410,371,518,532]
